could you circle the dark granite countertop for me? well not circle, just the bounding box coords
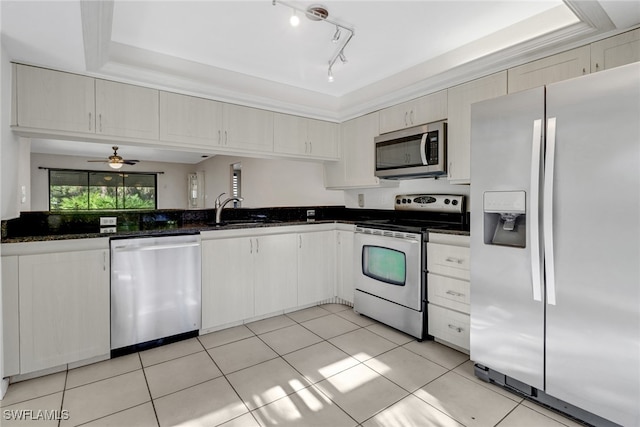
[1,206,469,243]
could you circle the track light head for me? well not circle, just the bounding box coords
[332,26,341,43]
[327,67,334,83]
[290,10,300,27]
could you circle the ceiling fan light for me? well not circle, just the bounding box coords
[109,162,123,170]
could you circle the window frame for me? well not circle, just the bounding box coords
[48,168,158,211]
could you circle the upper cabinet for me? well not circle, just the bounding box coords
[324,112,389,189]
[13,64,95,133]
[447,71,507,184]
[159,91,222,148]
[95,79,159,140]
[274,113,339,160]
[591,28,640,72]
[507,46,590,93]
[379,90,448,134]
[222,104,274,153]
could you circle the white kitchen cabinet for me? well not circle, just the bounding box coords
[253,233,298,316]
[12,64,95,133]
[222,103,274,153]
[274,114,339,159]
[2,256,20,377]
[427,233,470,352]
[159,91,223,147]
[95,79,159,140]
[201,237,254,330]
[18,249,110,374]
[590,28,640,72]
[324,112,393,189]
[507,46,590,93]
[447,71,507,184]
[335,228,355,304]
[297,231,336,306]
[379,90,447,134]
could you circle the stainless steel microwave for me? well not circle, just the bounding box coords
[374,120,447,179]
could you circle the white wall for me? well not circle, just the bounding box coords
[198,155,345,208]
[344,178,470,210]
[30,153,195,211]
[1,45,19,220]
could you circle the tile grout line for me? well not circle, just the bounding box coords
[137,352,161,427]
[58,370,68,427]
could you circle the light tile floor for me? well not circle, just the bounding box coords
[1,304,586,427]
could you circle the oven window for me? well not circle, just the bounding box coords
[362,245,406,286]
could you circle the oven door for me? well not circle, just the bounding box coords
[354,230,422,311]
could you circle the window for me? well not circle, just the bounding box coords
[49,170,157,211]
[231,162,242,207]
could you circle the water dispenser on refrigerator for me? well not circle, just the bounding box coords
[483,191,526,248]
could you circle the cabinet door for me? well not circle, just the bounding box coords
[223,104,274,153]
[14,64,95,133]
[324,112,381,188]
[307,119,338,159]
[336,230,354,304]
[274,113,307,155]
[297,231,336,306]
[412,90,448,126]
[379,99,417,134]
[447,71,507,183]
[2,256,20,376]
[95,79,159,140]
[254,234,297,316]
[591,28,640,72]
[201,238,254,330]
[19,250,109,374]
[507,46,590,93]
[160,92,222,147]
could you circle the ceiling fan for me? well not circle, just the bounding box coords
[87,146,139,169]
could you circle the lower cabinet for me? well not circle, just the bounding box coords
[201,232,298,329]
[335,229,355,304]
[18,249,110,374]
[201,226,343,330]
[297,231,336,307]
[427,233,471,352]
[201,237,255,329]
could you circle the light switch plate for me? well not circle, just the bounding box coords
[358,194,365,207]
[100,217,117,226]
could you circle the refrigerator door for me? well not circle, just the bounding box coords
[470,87,545,389]
[544,62,640,426]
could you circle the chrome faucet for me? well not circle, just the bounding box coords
[214,192,226,209]
[215,197,244,224]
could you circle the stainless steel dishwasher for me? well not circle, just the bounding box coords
[110,233,201,353]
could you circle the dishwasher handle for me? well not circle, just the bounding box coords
[112,242,200,252]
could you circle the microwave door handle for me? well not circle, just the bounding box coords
[420,133,429,165]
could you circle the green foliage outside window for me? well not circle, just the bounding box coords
[49,170,156,211]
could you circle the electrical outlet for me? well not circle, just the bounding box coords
[100,217,117,226]
[358,194,365,207]
[306,209,315,217]
[100,227,117,234]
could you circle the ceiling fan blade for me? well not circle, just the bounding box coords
[123,160,139,165]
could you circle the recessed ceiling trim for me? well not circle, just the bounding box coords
[80,0,114,71]
[563,0,615,30]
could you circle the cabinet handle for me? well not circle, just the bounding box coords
[218,130,221,145]
[250,239,253,254]
[225,131,228,145]
[103,252,106,271]
[410,110,414,125]
[299,235,302,248]
[446,290,465,297]
[89,112,92,131]
[256,238,259,254]
[595,63,600,71]
[404,112,408,127]
[445,257,464,264]
[309,141,312,153]
[448,324,464,333]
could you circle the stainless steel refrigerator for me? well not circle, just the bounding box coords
[470,62,639,427]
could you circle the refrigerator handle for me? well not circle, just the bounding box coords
[530,119,543,302]
[420,133,429,165]
[544,117,557,305]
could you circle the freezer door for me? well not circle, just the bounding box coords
[544,62,640,427]
[470,87,545,389]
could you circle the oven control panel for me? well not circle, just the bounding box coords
[395,194,465,213]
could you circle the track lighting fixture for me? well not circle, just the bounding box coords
[332,26,341,43]
[289,10,300,27]
[272,0,354,82]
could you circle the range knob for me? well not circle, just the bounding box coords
[444,199,450,204]
[452,199,459,206]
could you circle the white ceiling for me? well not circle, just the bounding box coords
[2,1,639,164]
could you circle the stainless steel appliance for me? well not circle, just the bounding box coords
[375,121,447,179]
[354,194,465,339]
[470,62,639,427]
[110,233,202,352]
